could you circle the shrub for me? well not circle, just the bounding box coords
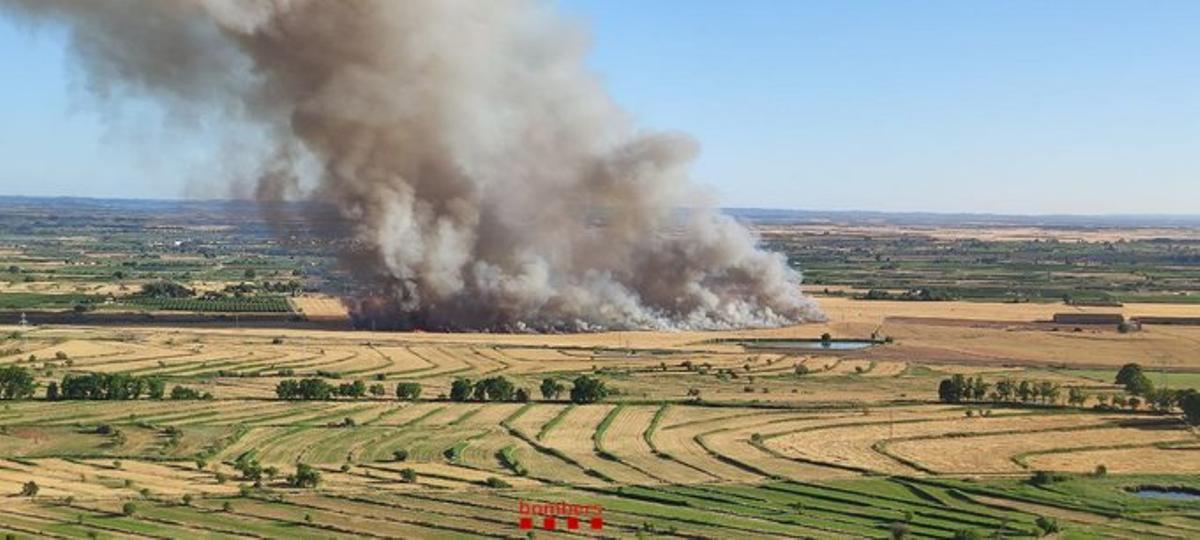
[952,529,981,540]
[396,382,423,401]
[1029,470,1070,486]
[287,463,321,488]
[540,378,565,400]
[400,468,418,483]
[170,385,212,400]
[484,476,512,489]
[392,449,409,462]
[122,502,137,516]
[1035,516,1060,535]
[20,480,38,497]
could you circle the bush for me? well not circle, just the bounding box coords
[1029,470,1070,486]
[122,501,137,516]
[952,529,981,540]
[484,476,512,489]
[1035,516,1060,535]
[399,468,418,483]
[540,378,565,400]
[170,385,212,400]
[20,480,38,497]
[396,382,422,401]
[336,380,367,399]
[287,463,321,488]
[392,449,409,462]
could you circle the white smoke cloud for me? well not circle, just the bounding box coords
[1,0,824,331]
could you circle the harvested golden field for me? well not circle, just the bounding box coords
[0,293,1197,538]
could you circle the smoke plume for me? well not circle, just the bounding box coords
[2,0,822,331]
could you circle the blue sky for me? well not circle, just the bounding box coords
[1,1,1198,214]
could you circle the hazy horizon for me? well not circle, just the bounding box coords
[3,193,1199,221]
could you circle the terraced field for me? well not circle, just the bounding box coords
[0,320,1198,538]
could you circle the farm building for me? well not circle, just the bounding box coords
[1131,316,1200,326]
[1051,313,1125,325]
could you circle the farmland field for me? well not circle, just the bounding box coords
[0,199,1198,538]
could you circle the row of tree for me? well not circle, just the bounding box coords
[276,378,363,400]
[936,365,1200,425]
[274,378,426,401]
[0,367,209,401]
[448,375,609,404]
[449,376,528,402]
[937,375,1065,405]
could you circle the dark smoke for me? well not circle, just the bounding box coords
[2,0,823,331]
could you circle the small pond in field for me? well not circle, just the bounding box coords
[1128,488,1200,501]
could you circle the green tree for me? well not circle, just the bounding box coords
[995,379,1015,402]
[1116,363,1154,396]
[122,502,137,516]
[287,463,321,488]
[1181,390,1200,426]
[1017,380,1034,402]
[1038,381,1060,404]
[970,377,990,401]
[449,378,473,402]
[937,374,968,403]
[20,480,38,497]
[540,378,565,400]
[0,365,36,400]
[147,378,166,400]
[473,376,515,401]
[337,380,367,399]
[400,468,418,483]
[137,280,193,298]
[1068,387,1088,407]
[569,375,609,404]
[396,382,422,400]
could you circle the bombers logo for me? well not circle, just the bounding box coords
[518,499,604,531]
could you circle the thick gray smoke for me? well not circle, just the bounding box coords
[3,0,823,331]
